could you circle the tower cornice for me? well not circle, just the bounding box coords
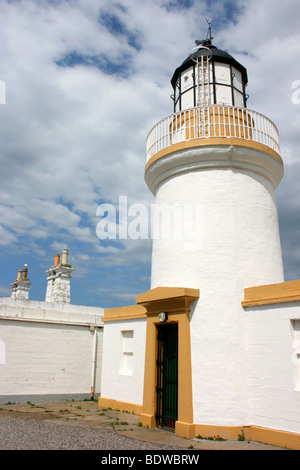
[145,140,284,195]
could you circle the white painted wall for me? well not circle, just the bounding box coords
[101,318,147,406]
[245,302,300,434]
[0,297,104,403]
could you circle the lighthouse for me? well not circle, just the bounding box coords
[137,31,285,435]
[99,29,300,447]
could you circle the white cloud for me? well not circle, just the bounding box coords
[0,225,18,246]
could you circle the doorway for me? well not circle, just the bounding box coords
[156,323,178,429]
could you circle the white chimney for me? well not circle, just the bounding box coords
[45,249,73,303]
[11,264,31,300]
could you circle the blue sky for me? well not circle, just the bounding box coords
[0,0,300,308]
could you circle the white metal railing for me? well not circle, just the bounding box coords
[146,105,280,162]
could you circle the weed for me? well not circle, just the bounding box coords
[196,435,226,442]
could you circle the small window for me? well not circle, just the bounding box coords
[119,330,133,376]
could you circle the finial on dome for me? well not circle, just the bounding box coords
[195,18,214,47]
[206,18,214,43]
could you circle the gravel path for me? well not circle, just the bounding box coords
[0,415,181,450]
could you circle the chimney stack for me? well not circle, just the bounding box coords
[11,264,31,300]
[45,248,73,303]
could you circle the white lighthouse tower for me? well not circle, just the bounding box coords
[138,30,285,436]
[100,28,300,447]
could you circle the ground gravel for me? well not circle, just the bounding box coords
[0,415,181,450]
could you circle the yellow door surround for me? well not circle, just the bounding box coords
[136,286,199,438]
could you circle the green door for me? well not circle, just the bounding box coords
[156,323,178,429]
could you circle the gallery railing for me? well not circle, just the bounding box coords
[146,105,280,162]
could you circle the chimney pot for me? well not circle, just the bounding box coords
[62,248,69,265]
[22,265,28,279]
[54,254,60,266]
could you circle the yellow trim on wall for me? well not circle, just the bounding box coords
[102,304,147,322]
[98,397,142,415]
[136,286,199,435]
[245,425,300,450]
[242,279,300,307]
[194,423,244,441]
[193,423,300,449]
[145,137,283,174]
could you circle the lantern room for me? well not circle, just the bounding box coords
[171,37,248,112]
